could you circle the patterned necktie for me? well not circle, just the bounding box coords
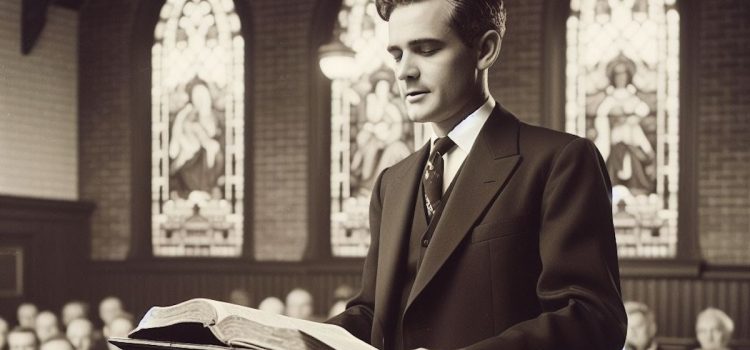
[423,136,456,220]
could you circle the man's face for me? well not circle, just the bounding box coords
[387,0,480,129]
[696,316,728,350]
[8,332,37,350]
[66,320,93,350]
[285,292,313,320]
[625,313,653,350]
[99,299,122,326]
[18,305,38,328]
[35,313,60,343]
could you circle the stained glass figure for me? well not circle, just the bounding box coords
[329,0,430,257]
[151,0,245,257]
[566,0,679,258]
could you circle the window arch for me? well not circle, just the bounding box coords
[325,0,430,257]
[565,0,680,258]
[150,0,246,257]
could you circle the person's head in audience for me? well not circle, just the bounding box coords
[98,297,123,327]
[61,302,89,328]
[34,312,60,344]
[624,301,658,350]
[39,337,73,350]
[285,288,313,320]
[257,297,284,315]
[327,285,354,319]
[228,289,252,307]
[7,327,38,350]
[696,307,734,350]
[0,317,9,350]
[103,316,133,350]
[65,319,92,350]
[17,304,38,329]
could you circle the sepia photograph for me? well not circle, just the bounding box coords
[0,0,748,349]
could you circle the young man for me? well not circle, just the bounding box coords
[327,0,627,349]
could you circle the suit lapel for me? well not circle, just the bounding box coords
[406,105,522,310]
[374,141,430,330]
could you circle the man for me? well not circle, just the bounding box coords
[0,317,8,350]
[7,328,37,350]
[624,301,661,350]
[39,338,73,350]
[695,308,734,350]
[33,313,60,344]
[97,297,124,329]
[102,316,133,350]
[16,304,38,329]
[327,0,627,349]
[65,319,93,350]
[284,288,315,321]
[61,302,89,329]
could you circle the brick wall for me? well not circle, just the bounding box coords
[489,0,544,126]
[78,0,750,263]
[78,0,138,260]
[0,0,78,200]
[696,0,750,264]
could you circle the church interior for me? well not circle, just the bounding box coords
[0,0,748,349]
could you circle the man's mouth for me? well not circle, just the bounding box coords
[405,91,428,102]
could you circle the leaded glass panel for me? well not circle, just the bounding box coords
[329,0,430,257]
[151,0,245,257]
[566,0,679,258]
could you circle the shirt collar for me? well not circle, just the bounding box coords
[430,96,496,154]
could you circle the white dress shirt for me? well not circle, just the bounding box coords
[429,97,496,193]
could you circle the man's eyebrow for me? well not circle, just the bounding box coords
[387,38,445,53]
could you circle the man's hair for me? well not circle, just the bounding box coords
[624,301,657,334]
[697,307,735,335]
[375,0,507,47]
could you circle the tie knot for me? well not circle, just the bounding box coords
[432,137,456,157]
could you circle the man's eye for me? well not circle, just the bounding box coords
[417,47,439,55]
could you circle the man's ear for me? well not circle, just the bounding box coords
[476,30,502,70]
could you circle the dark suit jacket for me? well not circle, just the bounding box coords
[328,104,627,349]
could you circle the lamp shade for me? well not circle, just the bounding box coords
[318,37,357,80]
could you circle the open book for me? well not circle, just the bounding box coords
[108,298,375,350]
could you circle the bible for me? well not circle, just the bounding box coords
[107,298,375,350]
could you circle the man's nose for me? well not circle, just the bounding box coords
[396,54,419,80]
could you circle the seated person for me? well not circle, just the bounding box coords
[61,303,89,329]
[7,327,38,350]
[327,285,354,319]
[695,307,734,350]
[17,304,38,329]
[39,338,73,350]
[227,289,252,307]
[284,289,314,321]
[257,297,284,315]
[65,319,93,350]
[97,298,124,329]
[103,316,133,350]
[1,316,9,350]
[34,313,60,344]
[624,301,661,350]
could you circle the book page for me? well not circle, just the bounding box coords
[203,299,376,350]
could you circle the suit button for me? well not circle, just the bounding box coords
[422,239,429,247]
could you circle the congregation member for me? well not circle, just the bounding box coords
[7,327,37,350]
[39,338,73,350]
[624,301,661,350]
[257,297,284,315]
[16,305,37,330]
[65,319,93,350]
[97,298,124,329]
[0,317,8,350]
[284,289,315,321]
[33,313,60,344]
[60,303,89,329]
[695,307,734,350]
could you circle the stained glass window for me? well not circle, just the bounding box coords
[329,0,429,257]
[566,0,679,258]
[151,0,245,257]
